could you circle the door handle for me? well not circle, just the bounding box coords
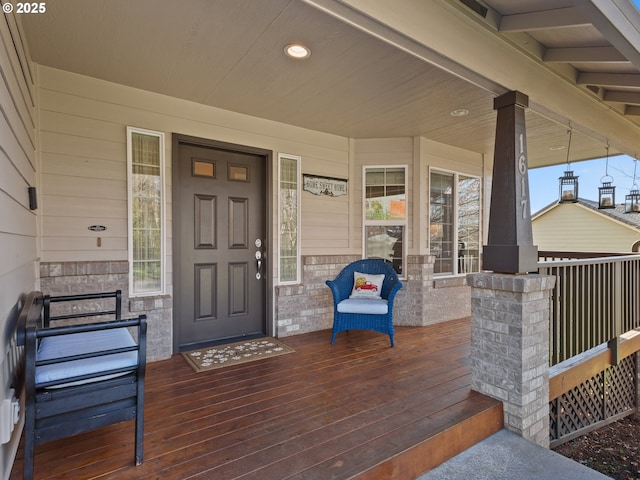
[255,251,263,279]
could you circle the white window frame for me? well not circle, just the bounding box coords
[127,126,166,296]
[362,165,408,278]
[428,167,481,277]
[278,153,301,284]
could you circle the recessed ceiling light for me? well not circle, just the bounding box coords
[284,43,311,59]
[450,108,469,117]
[549,145,566,151]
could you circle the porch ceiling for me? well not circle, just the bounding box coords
[18,0,640,168]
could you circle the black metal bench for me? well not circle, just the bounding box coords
[17,290,146,480]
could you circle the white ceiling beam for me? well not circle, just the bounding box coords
[578,72,640,87]
[604,90,640,105]
[499,7,590,32]
[319,0,640,157]
[575,1,640,71]
[300,0,505,94]
[544,46,628,63]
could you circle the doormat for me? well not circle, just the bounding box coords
[182,337,295,373]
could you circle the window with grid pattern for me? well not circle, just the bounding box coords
[128,127,165,295]
[429,169,480,275]
[279,154,300,284]
[363,166,406,276]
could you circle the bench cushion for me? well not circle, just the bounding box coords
[36,328,138,387]
[337,298,389,315]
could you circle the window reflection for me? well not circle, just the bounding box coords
[365,226,403,275]
[429,170,480,275]
[364,166,407,276]
[365,167,406,220]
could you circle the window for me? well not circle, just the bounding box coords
[127,127,165,295]
[278,154,300,284]
[429,169,480,275]
[363,166,406,276]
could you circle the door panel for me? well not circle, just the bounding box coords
[229,197,248,248]
[195,195,216,248]
[229,262,249,316]
[195,263,216,320]
[175,140,266,350]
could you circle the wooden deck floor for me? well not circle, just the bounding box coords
[10,317,503,480]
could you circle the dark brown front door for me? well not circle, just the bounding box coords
[174,137,268,351]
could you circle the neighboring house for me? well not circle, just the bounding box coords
[3,1,640,477]
[533,198,640,253]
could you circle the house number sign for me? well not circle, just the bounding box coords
[518,133,528,220]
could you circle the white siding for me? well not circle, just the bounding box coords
[37,67,490,272]
[36,65,352,290]
[349,137,485,260]
[533,203,640,253]
[352,138,415,254]
[419,137,484,255]
[0,15,37,480]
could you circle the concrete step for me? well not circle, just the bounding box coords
[418,429,610,480]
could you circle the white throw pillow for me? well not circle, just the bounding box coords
[350,272,385,299]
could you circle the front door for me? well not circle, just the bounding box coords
[174,137,268,351]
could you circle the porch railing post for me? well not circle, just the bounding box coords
[609,260,623,365]
[468,272,556,447]
[637,353,640,418]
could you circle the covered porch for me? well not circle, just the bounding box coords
[9,318,503,480]
[4,1,640,479]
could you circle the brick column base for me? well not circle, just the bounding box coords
[467,272,556,447]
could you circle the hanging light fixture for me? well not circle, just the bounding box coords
[559,130,578,203]
[598,144,616,209]
[625,158,640,213]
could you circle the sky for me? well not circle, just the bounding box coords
[528,154,640,213]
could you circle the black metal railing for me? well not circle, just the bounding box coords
[538,252,640,366]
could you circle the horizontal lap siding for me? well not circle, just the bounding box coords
[0,13,37,480]
[533,204,640,253]
[352,138,416,253]
[420,138,485,255]
[37,66,352,275]
[37,93,128,262]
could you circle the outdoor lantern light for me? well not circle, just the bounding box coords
[598,145,616,209]
[559,130,578,203]
[626,159,640,213]
[625,186,640,213]
[599,181,615,208]
[559,171,579,202]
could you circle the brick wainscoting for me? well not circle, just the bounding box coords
[275,255,358,336]
[39,256,472,357]
[274,255,471,337]
[39,261,172,361]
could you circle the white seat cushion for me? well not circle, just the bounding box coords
[337,298,388,315]
[36,328,138,387]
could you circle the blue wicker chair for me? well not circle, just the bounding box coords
[326,259,403,347]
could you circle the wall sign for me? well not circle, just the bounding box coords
[88,225,107,232]
[303,174,347,197]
